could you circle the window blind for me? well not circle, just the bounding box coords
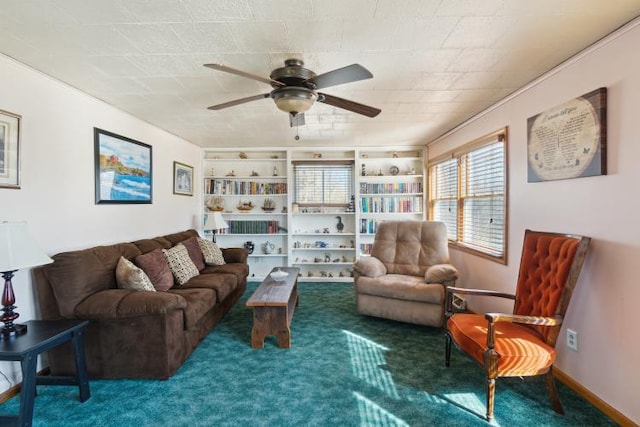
[428,129,507,262]
[460,141,505,257]
[294,162,354,206]
[428,157,458,240]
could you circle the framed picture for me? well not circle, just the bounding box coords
[173,161,193,196]
[527,87,607,182]
[0,109,21,189]
[94,128,152,204]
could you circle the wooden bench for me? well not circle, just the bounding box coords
[246,267,300,349]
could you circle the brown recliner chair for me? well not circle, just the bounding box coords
[353,221,458,327]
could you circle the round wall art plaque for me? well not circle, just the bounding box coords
[526,87,607,182]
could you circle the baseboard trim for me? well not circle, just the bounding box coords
[554,368,636,426]
[0,368,50,404]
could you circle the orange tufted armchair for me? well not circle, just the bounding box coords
[444,230,590,421]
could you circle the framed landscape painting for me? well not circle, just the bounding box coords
[0,109,21,189]
[94,128,152,204]
[173,161,193,196]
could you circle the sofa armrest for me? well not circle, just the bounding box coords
[222,247,248,264]
[425,264,458,284]
[74,289,187,320]
[354,256,387,278]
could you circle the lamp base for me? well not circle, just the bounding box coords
[0,323,27,339]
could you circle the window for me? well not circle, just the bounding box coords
[293,161,354,207]
[428,128,508,263]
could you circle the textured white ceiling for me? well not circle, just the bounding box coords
[1,1,639,148]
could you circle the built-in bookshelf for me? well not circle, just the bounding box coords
[356,148,426,257]
[202,147,425,281]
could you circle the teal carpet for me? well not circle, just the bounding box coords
[2,282,613,426]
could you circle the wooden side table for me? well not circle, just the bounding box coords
[0,320,90,427]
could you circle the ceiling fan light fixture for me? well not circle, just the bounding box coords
[272,87,317,114]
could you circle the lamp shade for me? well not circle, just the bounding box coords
[204,212,228,231]
[0,221,53,271]
[272,87,317,114]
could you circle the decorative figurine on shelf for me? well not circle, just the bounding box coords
[361,163,366,176]
[323,227,330,234]
[336,216,344,233]
[392,151,399,158]
[239,152,248,159]
[324,253,331,262]
[261,198,276,212]
[262,241,275,254]
[251,170,259,176]
[273,165,278,176]
[243,241,255,254]
[226,170,235,177]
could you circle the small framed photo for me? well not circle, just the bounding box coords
[0,109,21,189]
[94,128,152,204]
[173,161,193,196]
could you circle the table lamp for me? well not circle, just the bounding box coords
[204,212,228,243]
[0,221,53,338]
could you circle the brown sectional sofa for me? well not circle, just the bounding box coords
[33,229,248,379]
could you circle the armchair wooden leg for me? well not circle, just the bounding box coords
[445,332,452,367]
[545,368,565,415]
[486,377,496,421]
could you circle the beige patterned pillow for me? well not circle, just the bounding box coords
[162,243,199,286]
[197,238,226,266]
[115,256,156,292]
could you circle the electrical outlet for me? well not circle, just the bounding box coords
[566,329,578,351]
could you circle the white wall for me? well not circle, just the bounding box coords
[0,55,202,389]
[427,22,640,423]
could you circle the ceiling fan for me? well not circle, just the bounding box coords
[204,59,381,127]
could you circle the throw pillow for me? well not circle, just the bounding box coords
[163,243,200,286]
[197,238,226,266]
[181,236,206,271]
[134,248,174,291]
[115,256,156,292]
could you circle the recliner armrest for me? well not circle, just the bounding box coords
[74,289,187,320]
[425,263,458,283]
[353,256,387,278]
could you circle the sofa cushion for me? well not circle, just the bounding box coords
[356,274,445,304]
[162,229,198,246]
[132,238,166,254]
[134,249,174,291]
[75,289,187,319]
[115,257,155,292]
[168,288,217,329]
[201,263,249,283]
[182,273,237,302]
[43,243,142,318]
[198,238,226,266]
[181,235,206,271]
[163,243,199,286]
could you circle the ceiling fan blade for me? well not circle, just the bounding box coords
[207,93,271,110]
[289,112,305,127]
[204,64,285,87]
[318,93,381,118]
[307,64,373,90]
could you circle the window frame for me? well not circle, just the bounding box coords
[292,160,354,209]
[428,127,509,264]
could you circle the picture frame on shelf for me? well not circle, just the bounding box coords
[173,161,193,196]
[94,127,152,204]
[0,109,21,189]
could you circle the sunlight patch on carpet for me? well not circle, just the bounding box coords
[343,330,400,399]
[353,391,409,427]
[443,391,493,422]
